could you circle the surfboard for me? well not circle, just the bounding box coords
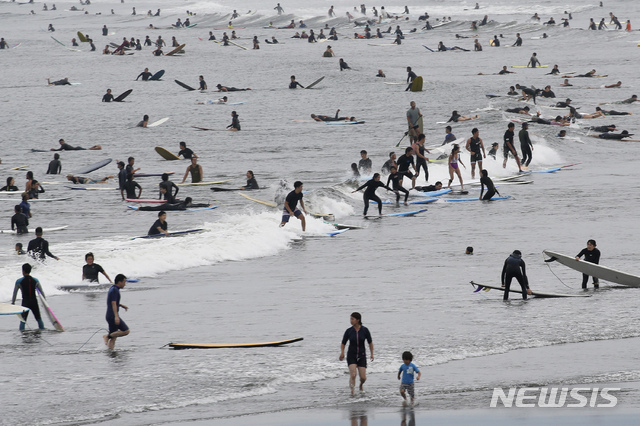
[126,199,180,203]
[325,121,365,125]
[148,117,170,127]
[155,146,180,161]
[133,172,174,178]
[228,40,248,50]
[511,65,549,68]
[365,208,428,218]
[0,225,68,234]
[37,289,64,331]
[409,198,438,205]
[384,82,405,85]
[444,196,512,202]
[127,205,217,212]
[0,197,71,202]
[77,31,87,43]
[175,80,196,91]
[238,192,277,207]
[531,167,561,173]
[210,187,241,192]
[0,303,30,316]
[470,281,591,298]
[411,76,423,92]
[131,228,207,240]
[176,180,230,186]
[57,283,111,291]
[324,222,363,230]
[114,89,133,102]
[9,165,30,170]
[75,158,112,175]
[165,43,186,56]
[305,76,325,89]
[310,229,349,237]
[422,44,434,52]
[149,70,165,81]
[412,188,452,197]
[168,337,303,349]
[65,186,116,191]
[543,250,640,288]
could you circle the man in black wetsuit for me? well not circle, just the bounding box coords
[51,138,100,151]
[124,173,142,199]
[280,181,307,231]
[47,77,71,86]
[148,211,169,236]
[575,239,600,289]
[136,68,152,81]
[415,181,443,192]
[555,98,572,108]
[198,75,207,90]
[241,170,259,190]
[465,128,486,179]
[594,130,633,140]
[352,173,395,215]
[82,252,112,283]
[11,205,29,234]
[518,123,533,167]
[501,250,531,300]
[595,107,633,116]
[27,227,59,261]
[386,166,409,205]
[11,263,46,330]
[358,150,372,175]
[102,89,114,102]
[513,33,522,46]
[479,169,500,200]
[405,66,417,91]
[46,153,62,174]
[503,122,522,171]
[159,173,179,201]
[289,75,304,89]
[505,106,531,115]
[396,146,417,189]
[381,152,397,174]
[177,141,194,159]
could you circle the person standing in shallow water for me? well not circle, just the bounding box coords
[103,274,130,349]
[339,312,374,395]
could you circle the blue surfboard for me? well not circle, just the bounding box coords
[444,196,512,202]
[131,228,206,240]
[531,167,561,173]
[150,70,165,81]
[365,208,428,218]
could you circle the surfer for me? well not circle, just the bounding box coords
[443,126,456,145]
[396,147,417,189]
[406,101,422,143]
[20,193,31,218]
[376,69,385,78]
[405,66,416,91]
[159,173,179,201]
[339,312,374,395]
[518,123,533,167]
[507,86,518,95]
[103,274,130,350]
[339,58,351,71]
[352,173,394,215]
[591,130,633,140]
[503,123,523,171]
[289,75,304,89]
[595,107,633,116]
[16,243,26,255]
[46,77,71,86]
[136,68,152,81]
[137,115,149,128]
[83,252,112,283]
[505,106,531,115]
[148,211,169,236]
[465,128,486,179]
[102,89,114,102]
[227,111,241,131]
[447,144,466,190]
[138,197,208,211]
[198,75,207,91]
[11,205,29,234]
[123,174,142,199]
[448,111,479,122]
[516,84,536,104]
[274,3,284,15]
[412,134,430,182]
[575,239,601,289]
[415,181,443,192]
[12,263,46,330]
[387,166,409,205]
[498,66,514,75]
[1,177,19,192]
[501,250,531,300]
[488,143,499,159]
[560,79,573,87]
[66,174,111,184]
[177,142,194,159]
[46,153,62,174]
[27,227,59,261]
[241,170,259,190]
[216,84,251,92]
[513,33,523,46]
[51,138,101,151]
[358,150,372,175]
[181,157,203,184]
[479,170,500,200]
[381,152,397,174]
[527,53,540,69]
[280,181,307,231]
[310,110,355,122]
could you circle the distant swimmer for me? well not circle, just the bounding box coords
[358,150,372,175]
[181,157,203,184]
[448,111,479,122]
[447,144,466,190]
[137,115,149,127]
[381,152,397,174]
[16,243,26,255]
[241,170,259,190]
[339,58,351,71]
[575,239,601,289]
[280,181,307,231]
[12,263,46,330]
[376,69,385,78]
[227,111,241,131]
[103,274,130,350]
[491,35,500,47]
[527,52,541,68]
[274,3,284,16]
[512,33,522,46]
[479,169,501,200]
[560,79,573,87]
[588,18,597,30]
[592,130,633,140]
[488,142,499,159]
[177,141,194,159]
[323,45,335,57]
[474,40,482,51]
[595,107,633,116]
[216,84,251,91]
[48,24,55,32]
[546,65,560,75]
[47,77,71,86]
[102,45,111,54]
[565,107,604,119]
[507,86,518,95]
[565,69,596,78]
[198,75,207,91]
[498,66,514,75]
[352,173,394,216]
[28,227,59,261]
[11,205,29,234]
[538,85,555,98]
[159,173,179,201]
[604,81,622,89]
[136,68,152,81]
[587,124,616,133]
[505,106,531,115]
[46,153,62,174]
[1,177,19,192]
[51,138,101,150]
[83,252,112,283]
[152,46,163,56]
[289,75,304,89]
[503,122,523,171]
[66,174,112,184]
[465,128,486,179]
[311,109,356,122]
[609,95,638,105]
[501,250,531,300]
[102,89,114,102]
[148,211,169,236]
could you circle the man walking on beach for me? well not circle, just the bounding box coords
[104,274,130,349]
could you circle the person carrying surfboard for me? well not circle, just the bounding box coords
[103,274,130,349]
[12,263,46,330]
[575,240,601,289]
[501,250,531,300]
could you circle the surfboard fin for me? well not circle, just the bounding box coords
[544,256,558,263]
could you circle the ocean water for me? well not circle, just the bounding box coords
[1,0,639,424]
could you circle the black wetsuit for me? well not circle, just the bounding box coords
[589,125,616,133]
[102,93,114,102]
[501,253,529,300]
[54,143,85,151]
[386,172,408,203]
[11,212,29,234]
[414,144,429,182]
[358,158,372,175]
[339,61,351,71]
[381,159,395,174]
[505,108,528,114]
[468,137,482,163]
[51,79,71,86]
[178,147,194,159]
[480,175,496,200]
[555,101,571,108]
[199,80,207,90]
[159,180,179,200]
[341,325,372,367]
[597,133,632,140]
[521,87,536,104]
[14,275,43,324]
[415,185,439,192]
[46,159,62,174]
[503,129,517,159]
[539,90,556,98]
[83,263,105,283]
[603,110,631,116]
[228,115,241,130]
[124,180,141,199]
[397,154,415,180]
[139,201,208,211]
[148,219,168,235]
[405,70,417,91]
[27,236,56,260]
[0,185,19,191]
[576,248,601,288]
[245,177,259,189]
[289,81,304,89]
[136,71,152,81]
[355,180,391,215]
[519,128,533,166]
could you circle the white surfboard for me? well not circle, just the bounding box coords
[0,225,68,234]
[148,117,170,128]
[543,250,640,287]
[37,289,64,331]
[471,281,591,298]
[0,302,30,315]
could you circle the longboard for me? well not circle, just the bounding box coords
[409,198,438,205]
[126,199,180,203]
[511,65,549,68]
[131,228,206,240]
[325,121,365,125]
[0,197,71,202]
[37,289,64,331]
[365,208,428,218]
[543,250,640,287]
[238,192,277,207]
[0,225,68,234]
[114,89,133,102]
[176,180,230,186]
[77,31,87,43]
[57,283,111,291]
[0,302,30,316]
[148,117,170,127]
[411,76,423,92]
[228,40,248,50]
[165,43,186,56]
[155,146,180,160]
[75,158,112,175]
[443,196,512,202]
[149,70,165,81]
[133,172,175,178]
[412,188,452,197]
[305,76,325,89]
[168,337,303,349]
[471,281,591,298]
[175,80,196,91]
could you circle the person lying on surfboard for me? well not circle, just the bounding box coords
[51,138,101,150]
[310,109,356,122]
[66,174,113,184]
[216,84,251,92]
[47,77,71,86]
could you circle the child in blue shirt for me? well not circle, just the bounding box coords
[398,351,421,405]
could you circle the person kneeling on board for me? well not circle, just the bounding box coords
[501,250,531,300]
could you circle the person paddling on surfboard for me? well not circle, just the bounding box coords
[103,274,130,350]
[501,250,531,300]
[12,263,46,330]
[51,138,101,151]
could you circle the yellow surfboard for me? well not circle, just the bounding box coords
[239,192,277,207]
[155,146,180,161]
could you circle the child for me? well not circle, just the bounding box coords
[398,351,421,405]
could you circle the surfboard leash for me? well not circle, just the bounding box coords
[77,328,109,351]
[541,252,574,289]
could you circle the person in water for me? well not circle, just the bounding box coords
[503,122,523,171]
[27,227,59,261]
[11,205,29,234]
[479,169,500,200]
[12,263,46,330]
[47,77,71,85]
[575,239,601,289]
[148,211,169,236]
[1,177,19,192]
[137,196,208,211]
[227,111,241,131]
[137,115,149,127]
[339,58,351,71]
[82,252,112,283]
[280,181,307,231]
[66,174,112,184]
[448,110,479,122]
[352,173,395,215]
[339,312,374,395]
[216,84,251,92]
[289,75,304,89]
[311,110,355,122]
[103,273,130,349]
[136,67,152,81]
[465,128,486,179]
[386,166,409,205]
[181,157,203,184]
[177,141,195,159]
[159,173,179,201]
[447,144,466,190]
[46,153,62,174]
[51,138,101,151]
[241,170,259,190]
[501,250,531,300]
